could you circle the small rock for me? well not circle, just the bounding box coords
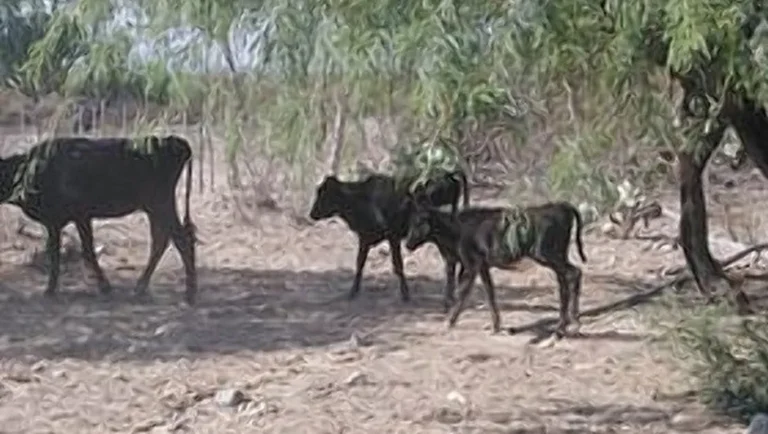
[600,222,617,236]
[748,413,768,434]
[344,371,369,386]
[656,242,675,253]
[446,390,467,405]
[214,388,246,407]
[153,323,174,336]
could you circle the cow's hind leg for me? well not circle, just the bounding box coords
[74,219,112,295]
[167,207,197,305]
[43,224,63,297]
[134,211,171,300]
[387,237,410,302]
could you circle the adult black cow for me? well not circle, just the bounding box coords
[0,135,197,304]
[308,171,469,301]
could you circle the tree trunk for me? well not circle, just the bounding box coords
[677,123,726,295]
[326,93,348,176]
[677,123,752,313]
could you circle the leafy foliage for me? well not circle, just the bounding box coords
[391,136,462,193]
[659,300,768,421]
[499,207,533,259]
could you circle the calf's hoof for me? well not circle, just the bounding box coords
[43,289,57,299]
[400,291,411,303]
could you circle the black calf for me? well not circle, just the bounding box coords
[309,174,413,301]
[404,201,587,336]
[0,135,197,303]
[407,170,470,215]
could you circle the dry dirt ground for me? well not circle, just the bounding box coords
[0,127,760,433]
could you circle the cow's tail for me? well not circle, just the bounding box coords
[183,152,197,242]
[570,204,587,263]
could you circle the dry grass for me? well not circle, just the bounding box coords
[0,98,759,433]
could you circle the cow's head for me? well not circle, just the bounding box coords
[309,175,344,220]
[404,200,434,251]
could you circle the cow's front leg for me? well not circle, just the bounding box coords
[43,224,63,297]
[74,219,112,295]
[387,237,410,302]
[349,237,372,300]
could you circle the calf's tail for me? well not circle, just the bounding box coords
[458,170,470,208]
[570,205,587,263]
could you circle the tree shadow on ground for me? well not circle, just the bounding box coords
[508,274,670,344]
[0,264,545,362]
[509,273,768,344]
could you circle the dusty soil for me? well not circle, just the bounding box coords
[0,123,759,433]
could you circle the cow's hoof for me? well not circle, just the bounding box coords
[42,290,57,299]
[98,284,113,295]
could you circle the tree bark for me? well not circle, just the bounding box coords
[677,122,753,313]
[677,124,726,296]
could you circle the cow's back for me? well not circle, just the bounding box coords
[22,136,190,218]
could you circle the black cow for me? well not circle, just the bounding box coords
[406,170,470,216]
[0,135,197,304]
[404,201,586,337]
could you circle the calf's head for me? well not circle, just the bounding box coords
[404,203,433,251]
[309,175,343,220]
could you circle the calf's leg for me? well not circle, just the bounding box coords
[478,264,501,333]
[565,262,583,334]
[530,253,574,338]
[447,264,478,329]
[387,237,410,302]
[443,259,457,313]
[349,237,372,300]
[43,224,63,297]
[74,219,112,294]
